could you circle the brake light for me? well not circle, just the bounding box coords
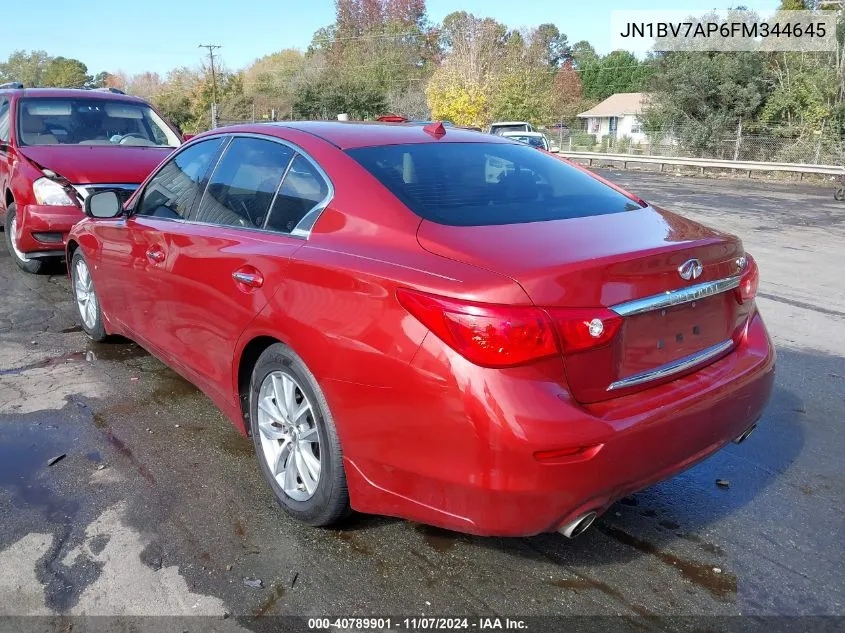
[396,289,557,368]
[735,253,759,303]
[547,308,623,354]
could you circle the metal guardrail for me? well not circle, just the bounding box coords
[558,151,845,178]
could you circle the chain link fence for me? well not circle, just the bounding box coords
[542,120,845,166]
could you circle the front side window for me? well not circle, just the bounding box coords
[0,100,10,143]
[136,138,224,220]
[265,155,330,234]
[194,138,294,229]
[17,98,181,147]
[347,142,643,227]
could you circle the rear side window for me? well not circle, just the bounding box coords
[346,142,642,227]
[0,100,10,143]
[194,137,294,229]
[265,155,329,234]
[136,138,224,220]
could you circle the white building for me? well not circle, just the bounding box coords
[577,92,648,143]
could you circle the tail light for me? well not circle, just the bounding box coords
[735,253,759,303]
[546,308,623,354]
[396,289,557,367]
[397,289,622,368]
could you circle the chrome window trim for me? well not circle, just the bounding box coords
[179,131,334,239]
[610,275,741,317]
[73,183,138,199]
[607,339,735,392]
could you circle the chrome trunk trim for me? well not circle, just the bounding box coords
[607,339,735,391]
[610,276,741,317]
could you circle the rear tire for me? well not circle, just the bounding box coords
[249,343,349,526]
[71,250,107,342]
[4,203,44,274]
[835,186,845,201]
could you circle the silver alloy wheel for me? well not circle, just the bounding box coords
[256,370,321,501]
[73,258,98,329]
[8,215,31,262]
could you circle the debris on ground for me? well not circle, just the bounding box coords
[290,571,299,588]
[96,464,106,471]
[715,479,731,488]
[47,454,67,467]
[86,351,96,362]
[713,567,722,574]
[243,578,264,589]
[226,564,233,571]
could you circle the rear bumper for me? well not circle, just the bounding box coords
[334,310,775,537]
[15,203,83,253]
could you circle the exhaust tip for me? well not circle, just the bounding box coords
[733,423,758,444]
[559,511,597,539]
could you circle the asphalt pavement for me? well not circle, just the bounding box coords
[0,171,843,630]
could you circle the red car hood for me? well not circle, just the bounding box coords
[18,145,174,185]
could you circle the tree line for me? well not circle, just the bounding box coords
[1,0,843,159]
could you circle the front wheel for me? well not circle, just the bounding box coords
[4,203,44,274]
[834,185,845,201]
[71,250,107,341]
[249,343,349,526]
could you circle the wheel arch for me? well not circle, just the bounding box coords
[66,238,80,265]
[236,335,284,435]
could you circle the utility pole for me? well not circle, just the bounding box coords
[199,44,222,128]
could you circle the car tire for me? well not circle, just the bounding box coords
[835,186,845,201]
[4,203,45,274]
[249,343,349,526]
[70,249,107,342]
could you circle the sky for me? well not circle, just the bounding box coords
[2,0,780,77]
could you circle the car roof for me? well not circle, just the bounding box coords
[207,121,514,150]
[0,87,146,103]
[490,121,532,126]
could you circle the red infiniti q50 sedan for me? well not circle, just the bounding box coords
[67,122,775,538]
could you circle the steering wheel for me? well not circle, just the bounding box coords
[116,133,146,145]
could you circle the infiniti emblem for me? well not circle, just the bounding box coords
[678,258,703,281]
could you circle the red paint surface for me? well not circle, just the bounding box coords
[68,123,775,536]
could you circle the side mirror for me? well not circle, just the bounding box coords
[85,190,123,219]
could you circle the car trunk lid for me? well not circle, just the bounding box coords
[417,206,750,402]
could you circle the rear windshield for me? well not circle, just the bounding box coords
[346,142,643,226]
[508,135,547,149]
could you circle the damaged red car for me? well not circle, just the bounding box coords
[0,85,181,273]
[66,122,775,537]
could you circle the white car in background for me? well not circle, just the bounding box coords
[501,130,555,152]
[488,121,534,135]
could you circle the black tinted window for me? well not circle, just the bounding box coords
[0,100,9,142]
[347,142,642,226]
[136,138,224,219]
[194,138,294,229]
[265,155,329,233]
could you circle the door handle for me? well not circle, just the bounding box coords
[145,246,165,263]
[232,267,264,289]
